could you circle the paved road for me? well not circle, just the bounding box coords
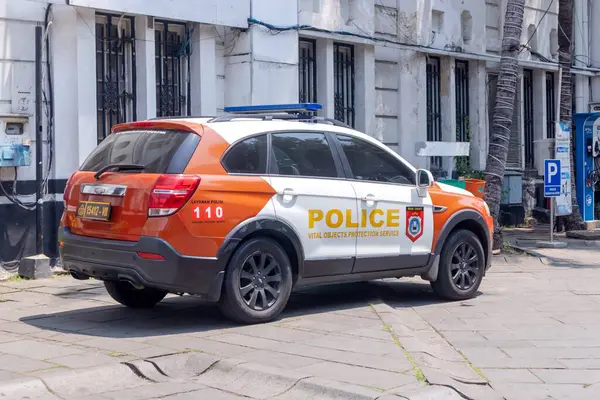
[0,253,599,399]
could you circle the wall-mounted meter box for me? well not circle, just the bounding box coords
[0,116,31,167]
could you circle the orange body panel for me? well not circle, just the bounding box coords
[61,121,276,258]
[429,183,494,249]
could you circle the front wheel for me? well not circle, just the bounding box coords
[431,229,485,300]
[219,238,293,324]
[104,280,167,308]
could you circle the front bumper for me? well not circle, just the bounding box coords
[58,227,224,301]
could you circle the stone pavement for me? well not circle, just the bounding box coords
[0,252,600,399]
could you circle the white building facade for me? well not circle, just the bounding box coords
[1,0,599,262]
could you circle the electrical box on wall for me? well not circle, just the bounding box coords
[0,116,31,167]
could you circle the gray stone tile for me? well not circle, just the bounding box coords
[161,388,247,399]
[236,349,321,369]
[342,327,394,341]
[531,369,600,385]
[206,333,281,350]
[481,368,542,383]
[502,346,600,360]
[559,359,600,369]
[304,334,398,356]
[0,331,25,343]
[77,337,154,353]
[99,382,205,400]
[0,369,22,382]
[491,382,586,400]
[275,342,412,373]
[295,361,416,390]
[144,336,251,357]
[221,324,323,343]
[0,339,84,360]
[0,354,59,373]
[47,352,118,369]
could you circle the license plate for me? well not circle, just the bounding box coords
[77,201,111,221]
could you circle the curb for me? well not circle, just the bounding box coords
[0,351,457,400]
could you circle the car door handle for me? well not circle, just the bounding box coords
[361,195,379,202]
[278,188,298,197]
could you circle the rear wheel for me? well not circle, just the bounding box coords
[219,238,293,324]
[431,229,485,300]
[104,280,167,308]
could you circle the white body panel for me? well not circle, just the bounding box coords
[269,176,358,266]
[350,181,434,265]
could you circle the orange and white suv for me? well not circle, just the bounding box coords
[59,104,493,324]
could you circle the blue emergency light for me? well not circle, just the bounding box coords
[223,103,322,114]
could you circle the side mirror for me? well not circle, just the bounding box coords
[416,169,434,198]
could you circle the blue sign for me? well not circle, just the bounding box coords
[544,159,561,197]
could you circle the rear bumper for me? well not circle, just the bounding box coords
[58,227,224,301]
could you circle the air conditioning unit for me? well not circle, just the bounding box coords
[589,102,600,113]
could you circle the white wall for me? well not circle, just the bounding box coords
[2,0,598,196]
[68,0,249,28]
[0,0,47,189]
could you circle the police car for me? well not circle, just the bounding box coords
[59,103,493,324]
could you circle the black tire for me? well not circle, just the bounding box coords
[219,238,293,324]
[104,280,167,308]
[431,229,485,300]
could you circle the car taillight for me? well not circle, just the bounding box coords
[148,174,200,217]
[63,174,74,207]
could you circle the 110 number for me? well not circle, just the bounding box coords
[193,205,224,221]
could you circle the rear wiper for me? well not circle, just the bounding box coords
[94,164,145,180]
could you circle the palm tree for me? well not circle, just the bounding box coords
[483,0,526,250]
[558,0,586,231]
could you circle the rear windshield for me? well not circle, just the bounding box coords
[80,130,200,173]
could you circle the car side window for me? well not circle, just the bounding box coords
[271,132,339,178]
[336,134,415,185]
[222,134,268,174]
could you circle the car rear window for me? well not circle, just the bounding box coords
[80,130,200,173]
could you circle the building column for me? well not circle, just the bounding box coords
[191,24,217,116]
[468,60,488,171]
[532,70,546,141]
[51,5,79,178]
[440,56,456,174]
[225,0,298,107]
[398,50,426,169]
[75,7,97,166]
[586,0,600,103]
[135,16,156,120]
[354,44,375,134]
[316,38,334,119]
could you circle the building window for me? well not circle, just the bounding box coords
[155,20,191,118]
[95,13,137,143]
[299,39,317,104]
[546,72,556,139]
[455,60,470,142]
[523,69,534,168]
[333,43,355,127]
[426,56,442,172]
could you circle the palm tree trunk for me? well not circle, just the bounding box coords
[483,0,526,250]
[558,0,586,231]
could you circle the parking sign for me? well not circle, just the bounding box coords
[544,159,561,197]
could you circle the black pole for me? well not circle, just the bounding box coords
[35,25,43,255]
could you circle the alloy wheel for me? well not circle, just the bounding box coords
[239,252,282,311]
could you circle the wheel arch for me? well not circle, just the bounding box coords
[216,217,305,285]
[433,209,491,269]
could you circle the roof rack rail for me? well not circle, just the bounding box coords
[147,115,216,120]
[206,103,352,129]
[207,113,352,129]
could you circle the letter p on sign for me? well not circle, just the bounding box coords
[544,159,561,197]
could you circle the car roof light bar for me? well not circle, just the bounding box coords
[223,103,323,114]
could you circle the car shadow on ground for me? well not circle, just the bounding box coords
[17,279,471,339]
